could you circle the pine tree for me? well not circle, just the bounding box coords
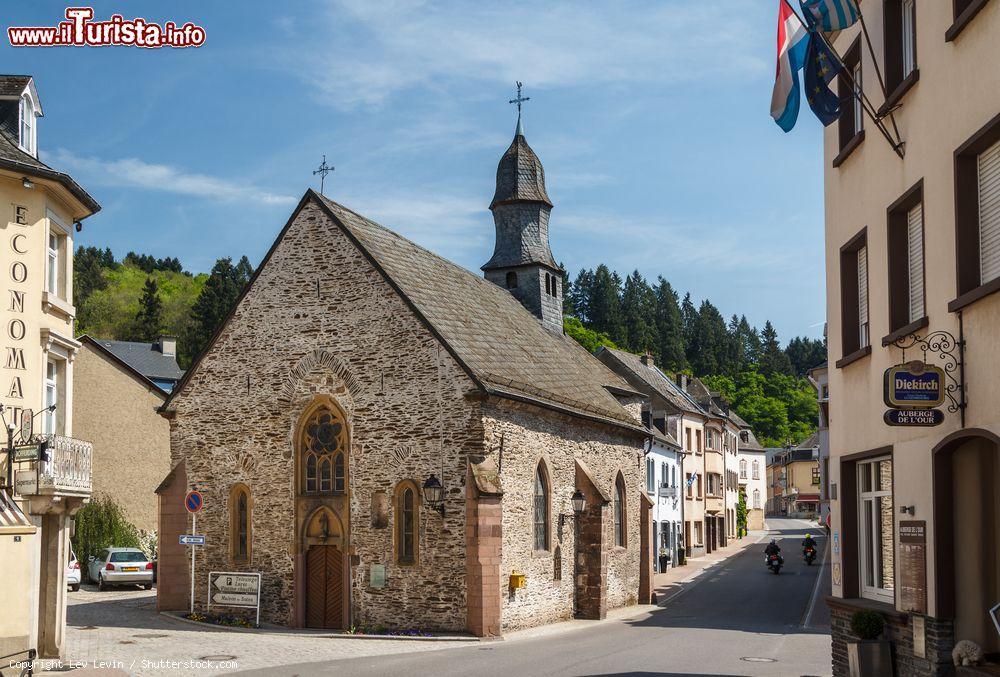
[560,263,573,316]
[688,300,728,376]
[589,265,624,341]
[182,258,247,366]
[681,293,698,368]
[234,256,254,285]
[133,276,163,342]
[785,336,827,375]
[569,269,594,323]
[620,271,658,354]
[759,321,794,376]
[738,315,762,367]
[653,277,687,372]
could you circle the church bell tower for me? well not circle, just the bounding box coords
[482,84,564,334]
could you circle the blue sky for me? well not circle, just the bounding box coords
[3,0,827,341]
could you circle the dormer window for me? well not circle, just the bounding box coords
[19,94,35,156]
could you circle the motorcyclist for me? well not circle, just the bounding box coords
[764,539,782,565]
[802,533,817,550]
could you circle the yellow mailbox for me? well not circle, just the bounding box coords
[509,571,527,589]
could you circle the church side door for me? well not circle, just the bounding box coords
[305,545,345,629]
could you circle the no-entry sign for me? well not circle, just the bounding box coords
[185,490,204,513]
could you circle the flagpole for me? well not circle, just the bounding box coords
[812,29,904,159]
[857,13,903,148]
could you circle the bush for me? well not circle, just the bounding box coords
[850,610,885,640]
[72,494,143,571]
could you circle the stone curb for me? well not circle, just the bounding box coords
[160,611,480,642]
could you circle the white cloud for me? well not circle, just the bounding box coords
[47,149,297,205]
[283,0,768,110]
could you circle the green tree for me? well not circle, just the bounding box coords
[589,265,624,341]
[560,263,573,315]
[681,293,698,365]
[688,300,728,376]
[737,490,748,537]
[653,277,686,372]
[620,271,658,354]
[785,335,827,375]
[569,269,594,322]
[564,316,619,354]
[182,257,250,366]
[759,321,794,376]
[133,277,164,342]
[71,494,142,565]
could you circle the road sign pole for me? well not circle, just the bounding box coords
[190,512,196,614]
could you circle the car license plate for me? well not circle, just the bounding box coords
[123,567,139,572]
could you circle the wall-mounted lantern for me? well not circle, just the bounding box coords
[422,474,445,517]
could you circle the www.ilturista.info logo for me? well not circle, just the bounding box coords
[8,7,206,48]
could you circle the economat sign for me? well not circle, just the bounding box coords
[883,361,946,427]
[3,217,31,429]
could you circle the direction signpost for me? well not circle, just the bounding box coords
[179,534,206,546]
[208,572,262,626]
[184,490,204,613]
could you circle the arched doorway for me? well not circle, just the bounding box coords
[294,399,351,629]
[933,429,999,653]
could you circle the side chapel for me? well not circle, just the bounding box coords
[156,114,654,635]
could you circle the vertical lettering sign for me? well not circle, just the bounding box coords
[899,520,927,614]
[4,222,30,428]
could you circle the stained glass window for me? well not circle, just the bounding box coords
[302,407,347,494]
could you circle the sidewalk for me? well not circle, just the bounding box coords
[653,528,768,606]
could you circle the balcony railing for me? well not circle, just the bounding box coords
[35,435,92,495]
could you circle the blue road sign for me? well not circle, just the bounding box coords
[184,490,204,513]
[179,534,206,546]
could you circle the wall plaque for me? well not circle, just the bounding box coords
[899,520,927,614]
[370,563,386,589]
[912,615,926,659]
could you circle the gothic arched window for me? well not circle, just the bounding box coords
[533,463,550,551]
[395,481,420,565]
[302,406,347,495]
[614,473,627,548]
[229,483,252,563]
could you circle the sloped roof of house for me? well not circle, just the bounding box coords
[164,191,647,435]
[596,347,704,417]
[0,75,31,97]
[0,129,100,215]
[88,338,184,384]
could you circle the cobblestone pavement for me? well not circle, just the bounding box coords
[58,585,475,676]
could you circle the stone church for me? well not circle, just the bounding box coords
[156,117,654,636]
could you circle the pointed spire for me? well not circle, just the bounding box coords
[515,111,524,137]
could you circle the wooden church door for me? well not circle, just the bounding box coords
[305,545,345,629]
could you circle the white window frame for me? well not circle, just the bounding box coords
[47,232,59,296]
[752,460,760,480]
[858,245,870,348]
[907,202,925,323]
[19,94,35,156]
[858,456,895,604]
[44,359,58,435]
[646,457,655,494]
[978,139,1000,285]
[739,459,747,480]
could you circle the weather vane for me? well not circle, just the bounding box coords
[313,155,334,195]
[509,82,529,133]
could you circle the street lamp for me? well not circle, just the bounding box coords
[422,474,445,517]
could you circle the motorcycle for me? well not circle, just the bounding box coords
[766,553,783,574]
[803,545,817,566]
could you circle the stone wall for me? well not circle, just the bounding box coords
[74,343,169,532]
[483,399,645,631]
[165,201,483,631]
[828,600,955,677]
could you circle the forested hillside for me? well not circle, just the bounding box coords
[74,247,253,368]
[563,265,826,447]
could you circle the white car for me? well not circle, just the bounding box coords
[87,548,154,591]
[67,550,81,592]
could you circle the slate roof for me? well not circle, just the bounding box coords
[597,347,703,416]
[90,338,184,383]
[490,133,552,209]
[317,194,644,432]
[0,75,31,97]
[0,127,100,215]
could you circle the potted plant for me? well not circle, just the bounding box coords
[847,609,893,677]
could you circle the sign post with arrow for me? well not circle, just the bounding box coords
[208,572,262,626]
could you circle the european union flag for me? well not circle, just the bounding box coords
[804,34,843,127]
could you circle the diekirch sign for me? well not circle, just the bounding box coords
[899,520,927,614]
[884,409,945,427]
[884,362,946,408]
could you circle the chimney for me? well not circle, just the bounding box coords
[159,335,177,358]
[640,351,654,367]
[676,374,688,390]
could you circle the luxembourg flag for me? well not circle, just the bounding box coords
[770,0,810,132]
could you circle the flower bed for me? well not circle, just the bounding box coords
[184,611,254,628]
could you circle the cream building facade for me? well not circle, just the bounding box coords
[0,75,99,660]
[824,3,1000,675]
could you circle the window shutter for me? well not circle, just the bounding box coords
[979,139,1000,285]
[858,245,869,347]
[907,203,924,322]
[901,0,916,78]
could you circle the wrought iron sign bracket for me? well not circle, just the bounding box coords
[890,314,967,427]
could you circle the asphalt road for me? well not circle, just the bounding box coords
[237,518,831,677]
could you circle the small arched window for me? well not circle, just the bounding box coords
[395,481,420,565]
[753,489,761,510]
[545,273,552,296]
[752,460,760,480]
[229,483,252,563]
[19,95,34,155]
[739,459,747,479]
[506,271,518,289]
[533,463,550,551]
[614,473,626,548]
